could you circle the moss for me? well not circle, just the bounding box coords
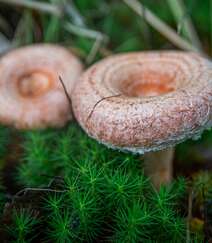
[12,123,187,242]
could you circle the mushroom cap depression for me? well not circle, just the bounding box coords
[72,51,212,154]
[0,44,83,129]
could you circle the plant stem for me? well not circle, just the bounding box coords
[86,36,102,64]
[123,0,201,53]
[64,22,109,62]
[143,147,174,189]
[167,0,202,51]
[64,22,108,42]
[0,0,62,17]
[65,0,85,27]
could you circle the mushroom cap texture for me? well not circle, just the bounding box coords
[0,44,83,129]
[72,51,212,154]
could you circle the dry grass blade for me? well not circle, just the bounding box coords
[86,37,103,64]
[0,0,62,17]
[64,22,108,41]
[64,22,109,62]
[65,0,85,27]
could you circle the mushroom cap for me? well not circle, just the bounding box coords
[72,51,212,154]
[0,44,83,129]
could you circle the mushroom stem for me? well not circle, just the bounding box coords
[143,147,174,189]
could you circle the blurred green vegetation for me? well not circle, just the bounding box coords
[1,0,212,59]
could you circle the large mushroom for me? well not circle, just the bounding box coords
[0,44,83,129]
[72,51,212,188]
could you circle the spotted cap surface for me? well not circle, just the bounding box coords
[72,51,212,154]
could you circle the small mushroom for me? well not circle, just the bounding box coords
[72,51,212,188]
[0,44,83,129]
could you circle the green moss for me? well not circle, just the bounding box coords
[14,123,188,242]
[6,208,39,243]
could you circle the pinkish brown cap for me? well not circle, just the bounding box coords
[72,51,212,154]
[0,44,83,129]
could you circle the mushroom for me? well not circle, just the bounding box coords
[0,44,83,129]
[72,51,212,188]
